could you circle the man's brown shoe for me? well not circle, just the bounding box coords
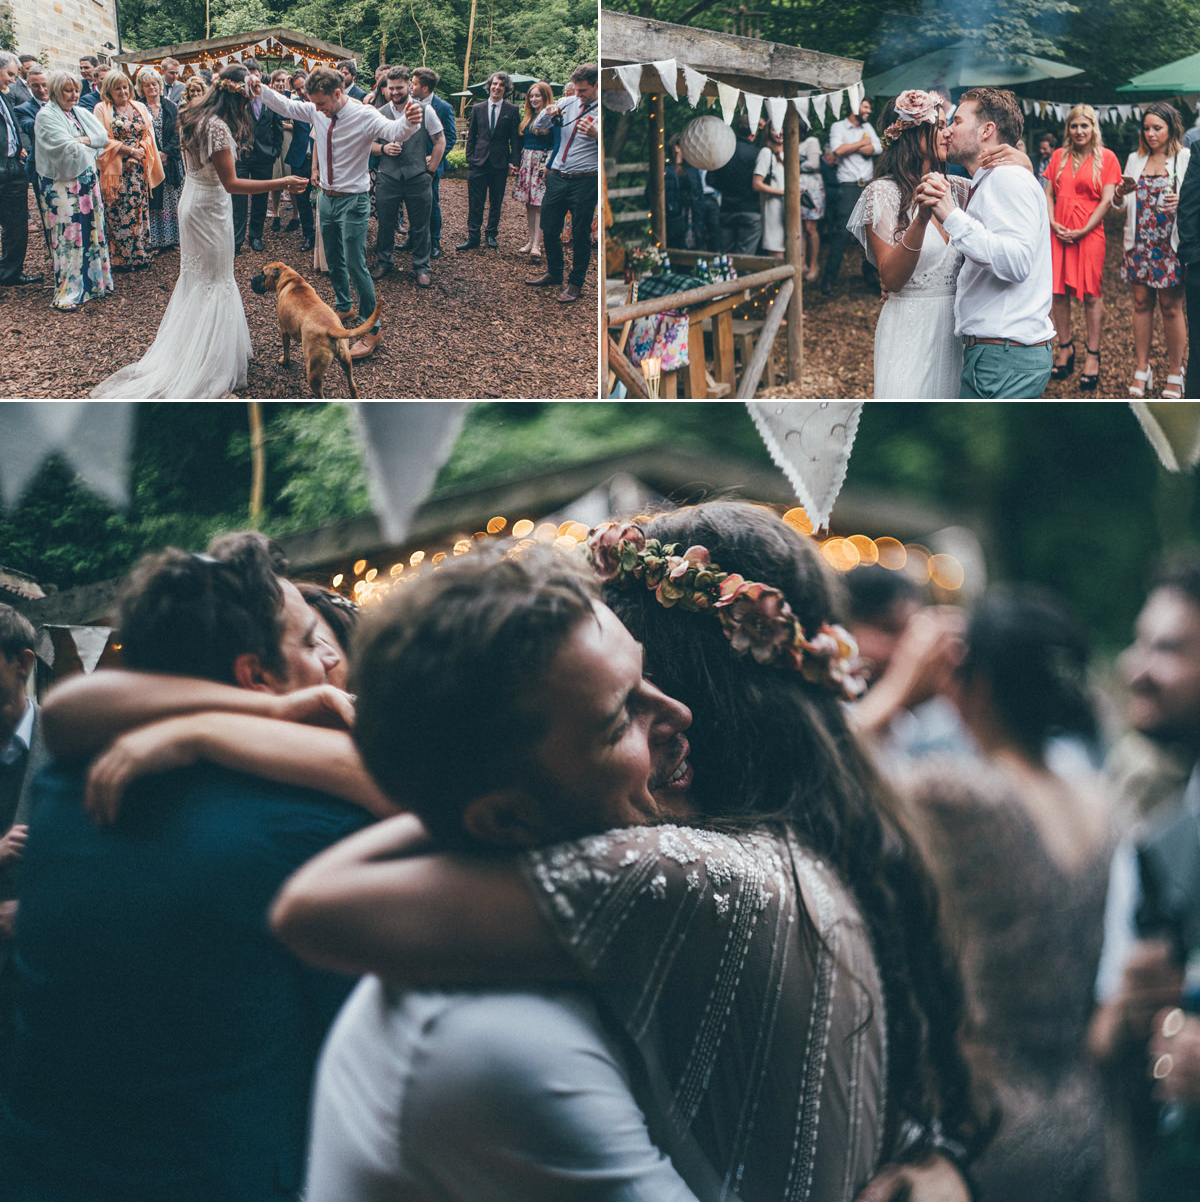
[416,272,432,287]
[335,310,354,325]
[526,271,563,287]
[557,284,582,303]
[350,330,382,359]
[369,263,392,281]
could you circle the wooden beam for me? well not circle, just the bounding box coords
[783,106,804,385]
[606,263,794,325]
[735,279,794,399]
[713,309,735,390]
[601,11,862,91]
[648,95,667,252]
[607,337,650,398]
[115,26,358,63]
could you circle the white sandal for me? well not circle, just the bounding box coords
[1162,372,1184,400]
[1129,367,1154,398]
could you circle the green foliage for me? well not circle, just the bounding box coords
[444,142,468,171]
[0,5,17,53]
[210,0,280,37]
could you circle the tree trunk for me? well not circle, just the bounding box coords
[461,0,478,117]
[248,402,265,521]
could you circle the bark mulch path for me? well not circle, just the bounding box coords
[758,207,1171,400]
[4,177,597,400]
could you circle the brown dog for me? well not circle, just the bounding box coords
[250,262,383,398]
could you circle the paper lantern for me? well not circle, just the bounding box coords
[679,115,736,171]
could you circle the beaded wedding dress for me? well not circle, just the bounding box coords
[848,177,970,399]
[92,119,252,399]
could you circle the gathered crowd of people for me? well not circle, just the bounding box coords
[1,499,1200,1201]
[1,49,600,396]
[658,83,1200,400]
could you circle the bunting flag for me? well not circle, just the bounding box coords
[826,89,845,119]
[810,92,829,126]
[764,95,787,134]
[681,64,707,108]
[351,403,471,543]
[792,95,811,125]
[1022,98,1143,125]
[743,91,764,134]
[745,402,864,533]
[848,81,865,112]
[651,59,679,100]
[1130,402,1200,473]
[613,63,643,110]
[717,81,741,125]
[0,402,135,511]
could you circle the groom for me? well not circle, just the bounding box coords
[916,87,1054,399]
[252,68,424,360]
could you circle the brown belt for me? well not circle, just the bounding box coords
[551,169,598,180]
[962,336,1052,348]
[322,187,364,198]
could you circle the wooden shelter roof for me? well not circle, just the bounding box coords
[114,27,359,76]
[600,10,862,97]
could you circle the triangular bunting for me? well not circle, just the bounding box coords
[810,92,828,126]
[651,59,678,100]
[745,402,864,532]
[764,96,787,134]
[1131,402,1200,472]
[792,95,811,126]
[613,63,642,110]
[848,81,864,112]
[827,89,845,119]
[743,91,764,133]
[717,81,740,125]
[681,64,707,108]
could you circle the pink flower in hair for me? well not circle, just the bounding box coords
[586,521,645,582]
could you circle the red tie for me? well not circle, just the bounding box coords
[325,111,336,187]
[560,102,594,164]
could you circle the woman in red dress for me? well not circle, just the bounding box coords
[1045,105,1120,390]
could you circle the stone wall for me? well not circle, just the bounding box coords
[7,0,119,73]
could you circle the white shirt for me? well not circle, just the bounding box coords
[942,163,1055,343]
[306,980,703,1202]
[1,698,32,767]
[828,117,880,185]
[257,85,419,193]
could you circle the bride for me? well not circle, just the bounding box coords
[848,91,1022,399]
[92,65,306,399]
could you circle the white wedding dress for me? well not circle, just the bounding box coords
[92,118,252,399]
[848,176,970,399]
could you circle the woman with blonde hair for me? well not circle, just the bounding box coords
[512,80,557,257]
[182,75,207,104]
[135,66,183,250]
[33,70,114,309]
[1044,104,1120,390]
[95,67,163,269]
[1113,101,1190,398]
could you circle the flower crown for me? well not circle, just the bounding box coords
[881,88,943,149]
[216,76,247,96]
[586,522,867,700]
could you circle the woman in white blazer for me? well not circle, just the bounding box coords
[1112,102,1189,398]
[34,70,114,310]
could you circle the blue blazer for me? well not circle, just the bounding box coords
[429,93,457,178]
[2,762,369,1202]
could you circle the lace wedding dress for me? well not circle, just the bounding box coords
[92,118,252,399]
[848,177,969,399]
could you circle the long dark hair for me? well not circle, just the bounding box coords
[875,96,944,240]
[177,63,253,158]
[604,501,985,1159]
[959,586,1097,761]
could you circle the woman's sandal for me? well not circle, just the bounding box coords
[1050,340,1075,380]
[1079,347,1101,391]
[1162,372,1185,400]
[1129,366,1154,398]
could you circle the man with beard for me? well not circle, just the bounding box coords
[916,87,1054,398]
[1091,555,1200,1202]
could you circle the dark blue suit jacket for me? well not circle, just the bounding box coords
[14,97,42,181]
[2,761,369,1202]
[429,93,457,178]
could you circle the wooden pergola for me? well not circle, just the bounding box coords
[115,28,360,80]
[602,11,862,392]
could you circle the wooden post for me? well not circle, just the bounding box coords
[460,0,478,117]
[247,402,264,521]
[783,105,803,385]
[736,279,794,398]
[648,94,667,253]
[713,309,735,390]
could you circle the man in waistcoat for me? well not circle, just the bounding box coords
[370,66,445,288]
[0,606,45,1097]
[411,67,456,259]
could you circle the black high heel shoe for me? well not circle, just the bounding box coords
[1079,347,1101,391]
[1050,339,1075,380]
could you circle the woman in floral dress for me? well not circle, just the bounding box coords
[1114,102,1190,398]
[34,70,114,310]
[95,68,163,270]
[512,81,557,258]
[135,67,182,250]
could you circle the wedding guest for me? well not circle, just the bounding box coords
[512,81,556,258]
[660,132,702,252]
[77,55,99,98]
[410,67,456,259]
[232,56,282,253]
[266,68,292,232]
[182,75,207,105]
[1045,105,1120,391]
[281,69,315,253]
[1113,102,1190,399]
[160,58,184,105]
[525,63,597,304]
[752,123,785,258]
[78,64,108,112]
[34,70,114,309]
[0,51,41,289]
[9,54,36,107]
[708,111,761,255]
[1177,143,1200,397]
[1036,131,1057,181]
[821,97,881,295]
[799,121,824,281]
[95,67,163,271]
[458,71,521,251]
[339,60,366,101]
[135,67,182,250]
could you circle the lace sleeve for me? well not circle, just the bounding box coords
[846,178,901,265]
[207,118,233,160]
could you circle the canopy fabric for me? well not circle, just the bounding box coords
[1118,50,1200,93]
[863,42,1082,95]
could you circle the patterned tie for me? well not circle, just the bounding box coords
[325,110,336,187]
